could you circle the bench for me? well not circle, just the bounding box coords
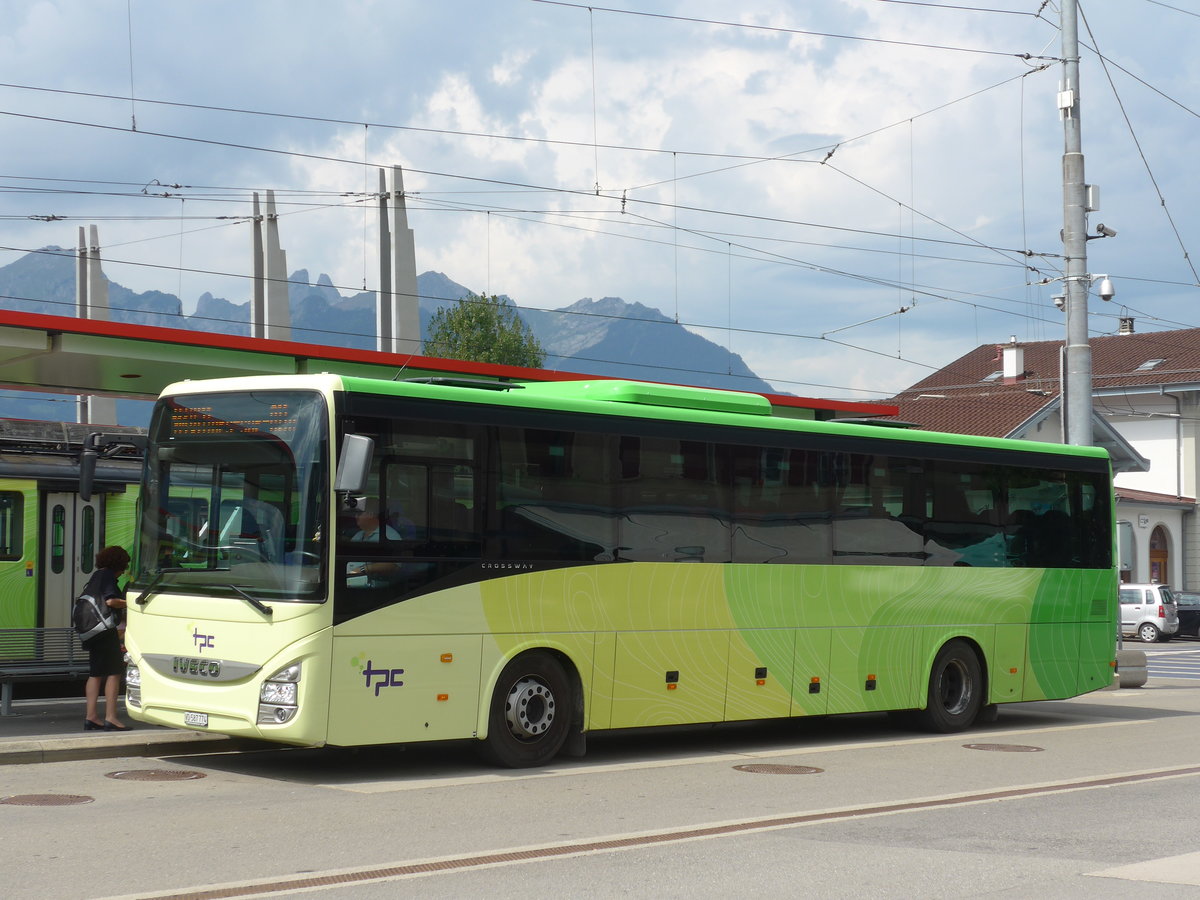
[0,627,92,715]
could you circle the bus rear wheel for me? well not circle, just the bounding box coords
[477,651,571,768]
[915,640,983,733]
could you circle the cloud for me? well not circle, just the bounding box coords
[0,1,1197,401]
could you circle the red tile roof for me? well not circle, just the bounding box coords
[887,326,1200,437]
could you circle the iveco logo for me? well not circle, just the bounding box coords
[173,657,222,678]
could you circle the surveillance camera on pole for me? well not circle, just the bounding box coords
[1096,223,1117,238]
[1095,275,1115,302]
[1052,294,1065,311]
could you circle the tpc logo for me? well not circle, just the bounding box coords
[191,627,215,652]
[360,662,408,696]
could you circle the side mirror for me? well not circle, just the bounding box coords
[334,434,373,493]
[79,433,148,502]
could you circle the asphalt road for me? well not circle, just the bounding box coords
[6,675,1200,899]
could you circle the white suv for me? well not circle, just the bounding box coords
[1120,583,1180,643]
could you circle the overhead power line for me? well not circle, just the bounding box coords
[531,0,1060,60]
[1078,5,1200,286]
[1,235,1120,402]
[0,108,1050,270]
[0,80,844,167]
[867,0,1040,13]
[1143,0,1200,19]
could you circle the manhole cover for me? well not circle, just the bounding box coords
[963,743,1044,753]
[105,769,206,781]
[732,764,824,775]
[1,794,94,806]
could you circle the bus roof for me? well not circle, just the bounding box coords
[159,372,1109,463]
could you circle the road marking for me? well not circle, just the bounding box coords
[318,718,1147,793]
[1091,850,1200,886]
[98,763,1200,900]
[1144,649,1200,680]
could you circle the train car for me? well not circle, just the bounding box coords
[0,420,143,631]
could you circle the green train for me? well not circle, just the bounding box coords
[0,420,143,631]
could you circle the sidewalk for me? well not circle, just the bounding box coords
[0,696,257,765]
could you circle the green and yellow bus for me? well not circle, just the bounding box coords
[125,374,1116,766]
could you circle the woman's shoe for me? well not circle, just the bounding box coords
[84,719,105,731]
[103,722,131,731]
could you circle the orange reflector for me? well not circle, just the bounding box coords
[440,653,453,663]
[667,683,678,690]
[1110,660,1118,668]
[437,693,449,702]
[755,679,766,686]
[867,674,876,681]
[810,677,820,683]
[1009,668,1018,674]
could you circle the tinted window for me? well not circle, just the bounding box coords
[343,400,1112,581]
[334,416,481,622]
[496,427,614,561]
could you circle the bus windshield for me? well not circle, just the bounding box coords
[137,389,328,601]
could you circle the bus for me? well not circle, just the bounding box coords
[125,374,1116,767]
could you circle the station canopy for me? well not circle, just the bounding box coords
[0,308,896,421]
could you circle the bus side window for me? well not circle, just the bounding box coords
[383,462,426,540]
[732,445,831,565]
[1006,471,1072,567]
[921,464,1004,567]
[830,453,923,565]
[496,427,614,561]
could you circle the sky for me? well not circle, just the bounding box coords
[1,0,1198,403]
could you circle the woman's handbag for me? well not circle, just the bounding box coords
[73,593,114,644]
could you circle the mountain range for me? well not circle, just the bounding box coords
[0,247,776,424]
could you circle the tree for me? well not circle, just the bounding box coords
[423,292,545,368]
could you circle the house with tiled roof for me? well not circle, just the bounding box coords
[887,323,1200,588]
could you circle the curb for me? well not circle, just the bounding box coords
[0,731,262,765]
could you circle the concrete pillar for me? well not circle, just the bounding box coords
[75,225,117,425]
[376,166,421,356]
[261,190,291,342]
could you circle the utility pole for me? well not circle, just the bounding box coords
[1061,0,1092,446]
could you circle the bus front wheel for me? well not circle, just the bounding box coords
[478,651,571,768]
[915,640,983,733]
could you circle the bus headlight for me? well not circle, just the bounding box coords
[260,681,297,705]
[257,661,301,724]
[125,663,141,708]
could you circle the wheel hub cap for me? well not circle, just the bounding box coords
[941,660,972,715]
[504,677,556,739]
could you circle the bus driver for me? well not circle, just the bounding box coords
[346,497,401,587]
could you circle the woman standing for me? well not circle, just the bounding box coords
[82,545,131,731]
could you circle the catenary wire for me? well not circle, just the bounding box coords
[531,1,1060,60]
[1077,4,1200,285]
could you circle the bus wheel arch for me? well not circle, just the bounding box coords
[476,649,582,768]
[915,638,986,733]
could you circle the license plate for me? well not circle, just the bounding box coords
[184,711,208,727]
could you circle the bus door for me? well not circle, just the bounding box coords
[41,491,103,628]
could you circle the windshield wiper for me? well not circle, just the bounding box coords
[134,568,186,606]
[228,583,273,616]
